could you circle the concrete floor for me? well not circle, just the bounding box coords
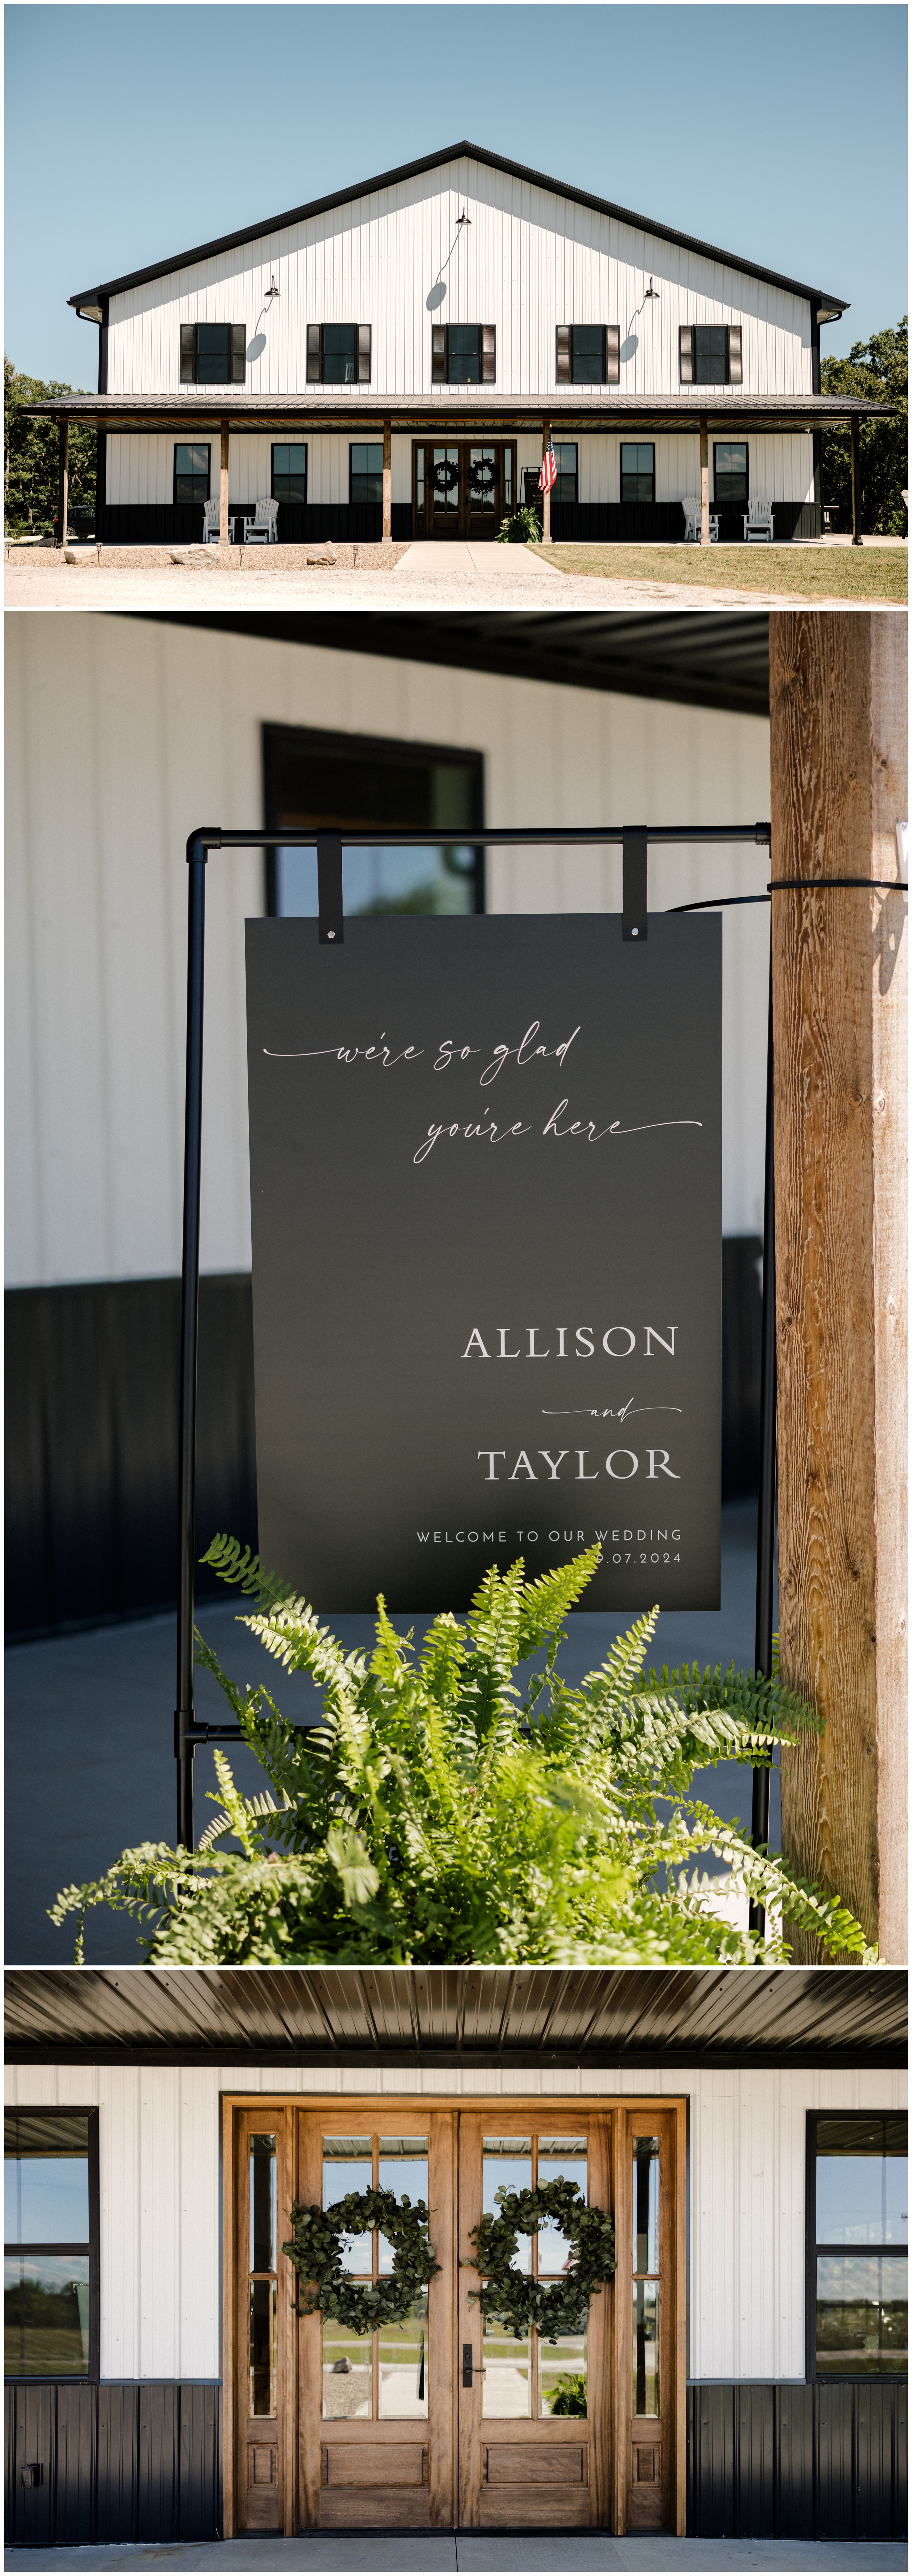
[4,547,892,612]
[6,1502,777,1966]
[8,2537,907,2573]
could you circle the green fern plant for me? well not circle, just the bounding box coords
[49,1540,876,1967]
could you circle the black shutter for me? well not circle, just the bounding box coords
[431,324,447,383]
[180,323,196,384]
[556,325,571,384]
[604,325,620,385]
[231,324,246,384]
[727,324,742,384]
[357,324,372,384]
[679,324,694,384]
[307,324,322,384]
[481,326,495,384]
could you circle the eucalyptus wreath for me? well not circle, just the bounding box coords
[467,2179,615,2343]
[282,2188,441,2328]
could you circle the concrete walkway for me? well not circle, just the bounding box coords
[8,2535,907,2572]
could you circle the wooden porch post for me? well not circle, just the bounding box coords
[699,414,709,546]
[219,416,230,548]
[770,612,907,1961]
[541,418,551,543]
[382,417,392,547]
[56,418,69,547]
[850,411,863,544]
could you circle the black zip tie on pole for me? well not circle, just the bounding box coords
[175,818,775,1852]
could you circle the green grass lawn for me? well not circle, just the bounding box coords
[536,541,907,603]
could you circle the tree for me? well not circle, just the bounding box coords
[819,319,907,535]
[5,359,97,534]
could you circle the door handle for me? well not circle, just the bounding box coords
[462,2342,485,2387]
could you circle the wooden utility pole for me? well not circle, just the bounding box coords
[56,418,69,547]
[850,413,863,544]
[770,612,907,1961]
[699,413,710,547]
[219,416,230,548]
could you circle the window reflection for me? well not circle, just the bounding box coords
[483,2139,532,2273]
[323,2136,372,2272]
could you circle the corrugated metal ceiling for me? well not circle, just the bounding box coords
[135,611,771,719]
[5,1969,905,2067]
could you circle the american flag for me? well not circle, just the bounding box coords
[539,436,557,494]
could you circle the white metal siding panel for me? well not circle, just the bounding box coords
[6,2062,904,2385]
[103,156,813,404]
[7,617,771,1290]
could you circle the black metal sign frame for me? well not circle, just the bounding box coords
[176,823,777,1923]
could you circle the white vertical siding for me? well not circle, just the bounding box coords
[103,154,815,406]
[7,2060,904,2385]
[6,614,771,1289]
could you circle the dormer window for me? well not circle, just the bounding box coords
[679,325,742,386]
[307,326,372,384]
[179,324,246,385]
[556,326,620,385]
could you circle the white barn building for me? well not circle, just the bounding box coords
[33,142,889,547]
[5,1969,907,2549]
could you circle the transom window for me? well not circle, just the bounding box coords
[808,2114,907,2379]
[679,324,743,386]
[321,2134,429,2420]
[553,443,578,505]
[481,2133,589,2421]
[5,2110,98,2381]
[714,441,749,505]
[271,444,308,506]
[350,443,383,507]
[621,443,655,504]
[556,325,620,386]
[174,443,210,505]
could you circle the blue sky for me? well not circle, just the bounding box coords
[6,4,906,388]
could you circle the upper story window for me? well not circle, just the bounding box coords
[272,444,308,505]
[180,322,246,385]
[431,325,495,385]
[5,2110,99,2381]
[807,2114,907,2380]
[556,325,620,386]
[679,324,742,385]
[307,325,371,385]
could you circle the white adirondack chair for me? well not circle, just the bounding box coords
[743,497,775,543]
[243,496,280,544]
[682,496,701,542]
[201,496,235,544]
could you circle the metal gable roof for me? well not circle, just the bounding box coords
[67,139,848,317]
[5,1969,905,2069]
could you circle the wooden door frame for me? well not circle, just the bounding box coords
[411,441,518,540]
[221,2090,687,2538]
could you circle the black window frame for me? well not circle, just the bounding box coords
[805,2110,908,2385]
[173,442,211,507]
[430,324,495,386]
[713,440,749,506]
[679,323,743,386]
[555,324,620,386]
[270,442,308,507]
[306,324,371,386]
[620,441,656,505]
[349,442,385,507]
[179,322,246,386]
[552,441,578,505]
[262,722,486,918]
[5,2107,100,2385]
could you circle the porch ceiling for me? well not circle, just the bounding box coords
[153,610,772,718]
[24,395,892,433]
[5,1968,905,2068]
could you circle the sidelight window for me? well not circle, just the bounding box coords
[248,2132,278,2416]
[807,2114,907,2379]
[632,2135,660,2416]
[5,2110,98,2380]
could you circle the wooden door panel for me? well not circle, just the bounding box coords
[322,2442,428,2484]
[484,2444,587,2484]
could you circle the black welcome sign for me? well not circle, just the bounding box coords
[245,914,721,1612]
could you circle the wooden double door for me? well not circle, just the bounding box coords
[225,2097,684,2536]
[412,441,517,538]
